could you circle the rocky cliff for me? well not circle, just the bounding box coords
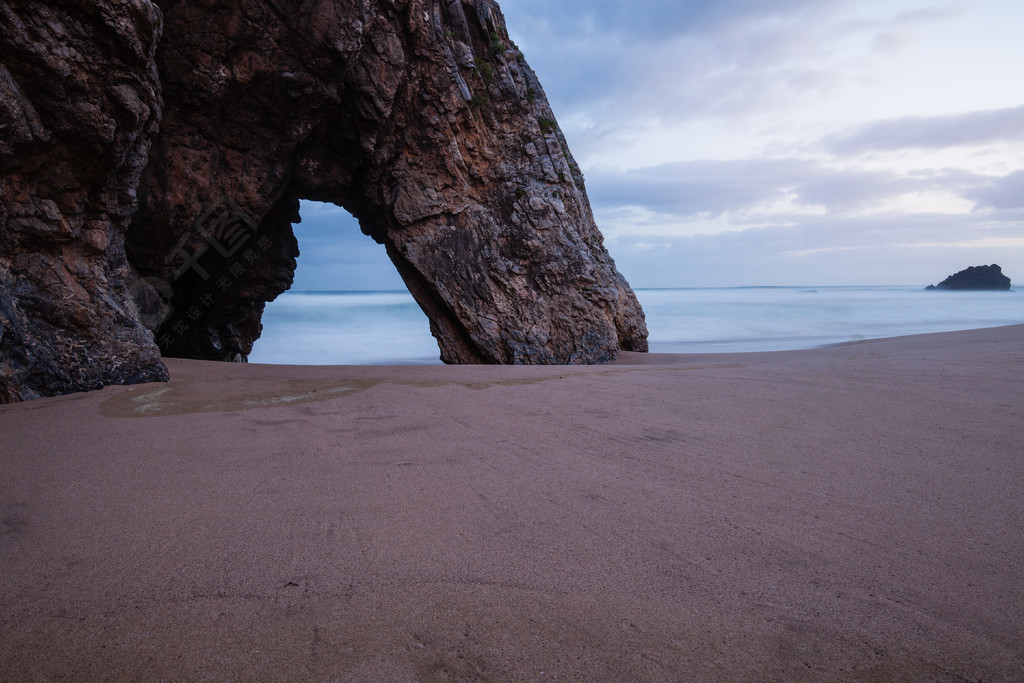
[1,0,648,402]
[0,0,169,401]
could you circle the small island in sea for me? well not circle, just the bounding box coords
[926,264,1012,290]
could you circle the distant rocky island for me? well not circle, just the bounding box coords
[926,265,1012,291]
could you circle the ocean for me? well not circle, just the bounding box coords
[247,286,1021,365]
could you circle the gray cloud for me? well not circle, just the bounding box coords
[964,169,1024,210]
[585,159,988,217]
[500,0,968,134]
[586,159,814,216]
[502,0,848,124]
[827,105,1024,154]
[606,210,1024,288]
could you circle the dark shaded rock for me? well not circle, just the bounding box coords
[1,0,647,402]
[926,264,1012,291]
[128,0,647,365]
[0,0,168,402]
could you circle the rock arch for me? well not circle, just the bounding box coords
[0,0,647,401]
[127,0,647,366]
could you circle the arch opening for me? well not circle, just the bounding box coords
[247,201,440,365]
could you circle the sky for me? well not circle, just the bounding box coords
[291,0,1024,289]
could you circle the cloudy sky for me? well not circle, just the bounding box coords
[293,0,1024,289]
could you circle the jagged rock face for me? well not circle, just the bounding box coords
[0,0,168,401]
[927,264,1012,291]
[1,0,647,402]
[128,0,648,364]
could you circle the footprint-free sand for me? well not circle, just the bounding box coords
[2,326,1022,680]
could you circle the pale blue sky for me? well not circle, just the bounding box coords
[291,0,1024,290]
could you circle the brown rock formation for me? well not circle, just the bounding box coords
[0,0,168,401]
[129,0,647,365]
[1,0,648,401]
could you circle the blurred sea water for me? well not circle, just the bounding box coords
[248,286,1021,365]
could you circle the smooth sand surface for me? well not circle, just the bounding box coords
[2,326,1023,680]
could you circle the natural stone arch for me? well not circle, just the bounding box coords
[1,0,646,401]
[127,0,648,365]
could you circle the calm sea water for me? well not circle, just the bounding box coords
[248,287,1021,365]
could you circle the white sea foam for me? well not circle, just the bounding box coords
[248,287,1021,364]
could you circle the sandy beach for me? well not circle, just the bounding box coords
[1,325,1022,680]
